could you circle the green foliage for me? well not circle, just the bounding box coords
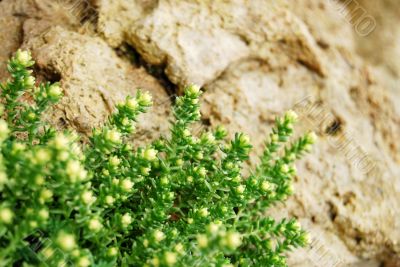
[0,51,316,266]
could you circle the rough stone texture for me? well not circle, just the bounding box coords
[0,0,83,81]
[354,0,400,79]
[0,0,31,79]
[1,0,400,266]
[96,0,326,88]
[22,25,171,143]
[0,0,171,144]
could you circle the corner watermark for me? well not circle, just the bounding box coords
[327,0,377,37]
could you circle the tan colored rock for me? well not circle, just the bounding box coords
[0,0,33,80]
[352,0,400,78]
[0,0,399,266]
[0,0,91,80]
[94,0,158,48]
[97,0,326,88]
[20,25,171,143]
[288,0,356,51]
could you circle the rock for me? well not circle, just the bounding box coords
[21,25,171,143]
[0,0,399,265]
[97,0,326,88]
[0,0,32,81]
[0,0,91,80]
[0,0,171,144]
[352,0,400,78]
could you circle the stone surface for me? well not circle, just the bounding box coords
[0,0,30,80]
[96,0,326,88]
[0,0,85,81]
[0,0,399,266]
[22,25,171,143]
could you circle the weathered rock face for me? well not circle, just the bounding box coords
[1,0,399,266]
[0,0,171,144]
[22,25,171,143]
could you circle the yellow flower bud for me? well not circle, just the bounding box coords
[24,76,35,88]
[141,167,150,176]
[48,84,63,99]
[236,185,245,194]
[153,230,165,242]
[197,167,207,177]
[57,232,76,251]
[105,195,115,205]
[143,148,157,161]
[239,134,250,146]
[120,179,134,192]
[306,131,318,144]
[88,218,103,232]
[286,184,294,195]
[28,220,36,229]
[174,243,184,254]
[201,132,215,144]
[197,234,208,248]
[183,129,191,137]
[77,256,90,267]
[105,129,121,144]
[261,181,273,192]
[26,112,36,122]
[41,247,54,259]
[285,110,298,122]
[199,208,209,217]
[151,257,160,267]
[38,209,49,220]
[225,232,242,249]
[280,164,289,174]
[195,152,203,160]
[107,247,118,257]
[164,252,177,266]
[187,84,201,95]
[40,189,53,202]
[138,92,152,106]
[81,191,95,205]
[270,134,279,143]
[121,213,132,227]
[0,172,8,186]
[0,120,9,142]
[52,134,69,150]
[35,149,51,164]
[292,221,302,231]
[0,207,13,224]
[126,98,138,110]
[160,176,169,185]
[66,160,86,182]
[15,50,32,66]
[207,222,220,234]
[109,156,121,166]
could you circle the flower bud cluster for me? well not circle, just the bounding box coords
[2,51,64,143]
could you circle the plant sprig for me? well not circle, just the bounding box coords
[0,51,316,267]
